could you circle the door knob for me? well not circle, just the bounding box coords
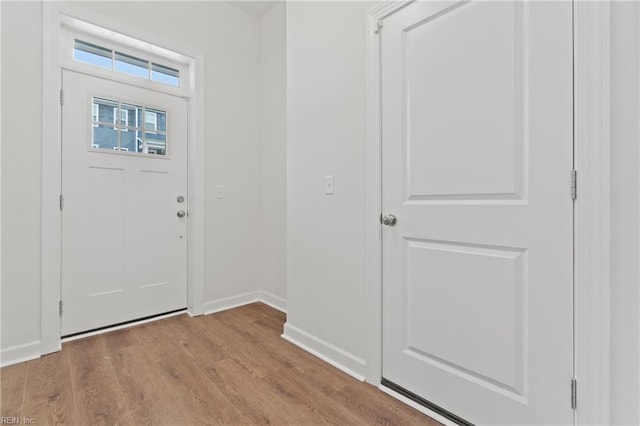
[177,210,186,218]
[381,214,397,226]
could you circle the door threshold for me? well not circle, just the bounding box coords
[381,378,473,426]
[61,308,187,342]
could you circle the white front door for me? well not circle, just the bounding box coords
[381,1,574,425]
[61,70,188,336]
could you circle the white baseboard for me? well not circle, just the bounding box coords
[203,291,287,316]
[281,322,367,381]
[203,291,262,315]
[0,341,41,368]
[259,292,287,313]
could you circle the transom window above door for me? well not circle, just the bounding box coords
[91,97,167,156]
[74,39,180,88]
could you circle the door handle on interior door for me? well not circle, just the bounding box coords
[177,210,187,218]
[382,214,397,226]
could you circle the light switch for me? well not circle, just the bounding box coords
[325,176,335,195]
[216,185,224,199]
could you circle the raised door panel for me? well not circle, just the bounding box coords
[404,2,526,201]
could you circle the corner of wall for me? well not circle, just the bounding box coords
[257,0,288,301]
[203,291,286,316]
[260,291,287,313]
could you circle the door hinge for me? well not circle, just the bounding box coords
[59,300,63,317]
[570,169,577,200]
[375,20,383,34]
[60,89,64,106]
[59,194,64,211]
[571,378,577,410]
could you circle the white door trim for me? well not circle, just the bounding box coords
[365,1,611,424]
[364,0,412,387]
[41,2,207,355]
[573,1,611,424]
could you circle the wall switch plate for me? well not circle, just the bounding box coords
[216,185,224,199]
[325,176,335,195]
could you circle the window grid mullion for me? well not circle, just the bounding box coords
[141,106,147,154]
[117,101,122,151]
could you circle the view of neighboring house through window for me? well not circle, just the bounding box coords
[114,107,129,131]
[145,111,158,131]
[92,103,99,127]
[91,97,167,156]
[74,39,180,88]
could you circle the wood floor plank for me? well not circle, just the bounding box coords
[64,335,132,425]
[204,357,294,425]
[128,318,182,362]
[187,356,270,424]
[203,315,283,379]
[265,361,367,425]
[334,383,441,425]
[155,354,242,425]
[20,350,77,425]
[1,303,437,425]
[108,343,190,426]
[99,327,138,354]
[0,361,28,418]
[159,314,227,363]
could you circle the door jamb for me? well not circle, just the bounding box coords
[573,1,611,424]
[364,1,611,424]
[364,0,413,386]
[41,2,207,355]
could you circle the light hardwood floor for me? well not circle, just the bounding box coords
[1,303,438,425]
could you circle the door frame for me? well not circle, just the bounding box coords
[40,2,207,355]
[365,1,611,424]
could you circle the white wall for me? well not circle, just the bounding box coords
[609,2,640,424]
[258,3,287,303]
[1,1,267,360]
[284,1,374,378]
[1,1,44,358]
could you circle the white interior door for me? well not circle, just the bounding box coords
[381,1,574,425]
[61,70,188,336]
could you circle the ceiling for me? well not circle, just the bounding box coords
[226,1,279,19]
